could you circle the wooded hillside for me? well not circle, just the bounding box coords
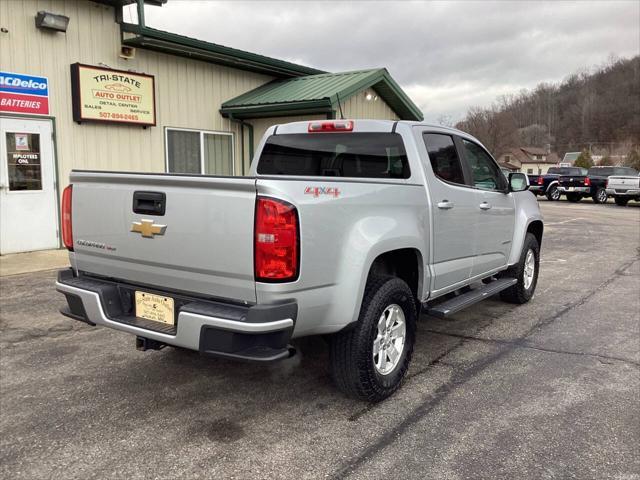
[455,56,640,159]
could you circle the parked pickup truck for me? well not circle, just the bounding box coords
[558,166,639,203]
[606,172,640,206]
[528,166,587,201]
[56,120,543,402]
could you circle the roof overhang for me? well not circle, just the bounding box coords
[120,23,325,78]
[221,69,423,121]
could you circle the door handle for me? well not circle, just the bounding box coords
[437,200,454,210]
[479,202,492,210]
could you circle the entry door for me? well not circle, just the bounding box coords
[0,117,58,254]
[457,137,515,276]
[420,130,478,293]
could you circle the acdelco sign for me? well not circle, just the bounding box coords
[0,71,50,115]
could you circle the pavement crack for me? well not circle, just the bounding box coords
[330,256,639,479]
[424,330,640,368]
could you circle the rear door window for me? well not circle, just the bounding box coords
[257,133,410,178]
[422,133,466,185]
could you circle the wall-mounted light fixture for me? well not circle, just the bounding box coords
[35,11,70,32]
[365,92,379,102]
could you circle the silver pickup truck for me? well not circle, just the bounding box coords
[606,172,640,206]
[56,120,543,402]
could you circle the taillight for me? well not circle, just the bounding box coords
[254,197,299,282]
[61,185,73,250]
[605,179,608,188]
[308,120,353,132]
[537,176,544,185]
[584,177,591,186]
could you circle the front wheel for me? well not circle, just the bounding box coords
[330,275,417,402]
[500,233,540,304]
[592,187,608,204]
[546,185,561,201]
[614,197,629,206]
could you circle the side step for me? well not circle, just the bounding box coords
[425,278,517,318]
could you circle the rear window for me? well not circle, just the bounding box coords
[588,167,638,176]
[257,133,410,178]
[548,167,586,175]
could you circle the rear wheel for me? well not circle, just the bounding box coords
[330,275,416,402]
[566,193,581,202]
[500,233,540,304]
[546,185,561,201]
[614,197,629,206]
[592,187,608,204]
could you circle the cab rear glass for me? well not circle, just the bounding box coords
[257,133,410,179]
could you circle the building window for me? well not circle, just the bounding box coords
[538,168,542,175]
[165,128,234,175]
[504,155,511,161]
[527,168,533,174]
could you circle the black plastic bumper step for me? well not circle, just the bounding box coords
[425,278,517,318]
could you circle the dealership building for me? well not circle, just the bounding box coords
[0,0,422,255]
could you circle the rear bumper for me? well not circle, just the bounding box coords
[56,269,296,362]
[606,188,640,197]
[528,186,544,194]
[558,186,589,194]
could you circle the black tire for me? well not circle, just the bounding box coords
[546,185,561,201]
[500,233,540,304]
[330,275,417,402]
[614,197,629,207]
[566,193,581,202]
[592,187,607,204]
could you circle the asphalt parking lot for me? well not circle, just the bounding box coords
[1,199,639,479]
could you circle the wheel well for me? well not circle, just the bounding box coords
[368,249,422,301]
[527,220,544,247]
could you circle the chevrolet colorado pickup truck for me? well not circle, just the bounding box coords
[529,166,587,201]
[606,172,640,206]
[558,166,638,203]
[56,120,543,402]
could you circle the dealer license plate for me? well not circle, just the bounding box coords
[135,291,175,325]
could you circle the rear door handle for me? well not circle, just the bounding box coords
[437,200,454,210]
[479,202,492,210]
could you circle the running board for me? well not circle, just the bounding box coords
[425,278,517,318]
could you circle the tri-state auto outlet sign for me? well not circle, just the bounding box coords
[0,71,50,115]
[70,63,156,126]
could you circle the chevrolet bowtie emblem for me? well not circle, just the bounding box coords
[131,219,167,238]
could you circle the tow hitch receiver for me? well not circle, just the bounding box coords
[136,336,166,351]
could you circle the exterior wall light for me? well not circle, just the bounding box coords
[35,11,70,32]
[365,92,373,101]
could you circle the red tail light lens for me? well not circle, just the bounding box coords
[584,177,591,186]
[61,185,73,250]
[537,176,544,185]
[308,120,353,132]
[255,197,299,282]
[605,179,608,188]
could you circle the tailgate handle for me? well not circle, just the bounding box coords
[133,191,166,216]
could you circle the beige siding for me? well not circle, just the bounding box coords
[340,88,400,121]
[0,0,273,191]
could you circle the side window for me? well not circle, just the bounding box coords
[423,133,466,185]
[461,139,506,191]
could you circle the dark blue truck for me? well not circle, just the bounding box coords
[528,166,587,201]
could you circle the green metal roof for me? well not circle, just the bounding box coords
[121,24,325,78]
[220,69,423,121]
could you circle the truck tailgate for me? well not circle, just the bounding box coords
[69,171,257,303]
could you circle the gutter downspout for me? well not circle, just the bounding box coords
[228,114,254,175]
[136,0,146,27]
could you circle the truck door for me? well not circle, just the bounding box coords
[420,131,477,293]
[458,138,515,276]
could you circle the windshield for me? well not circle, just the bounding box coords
[257,133,410,178]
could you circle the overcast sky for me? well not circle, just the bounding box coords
[129,1,640,122]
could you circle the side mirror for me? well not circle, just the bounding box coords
[508,172,529,192]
